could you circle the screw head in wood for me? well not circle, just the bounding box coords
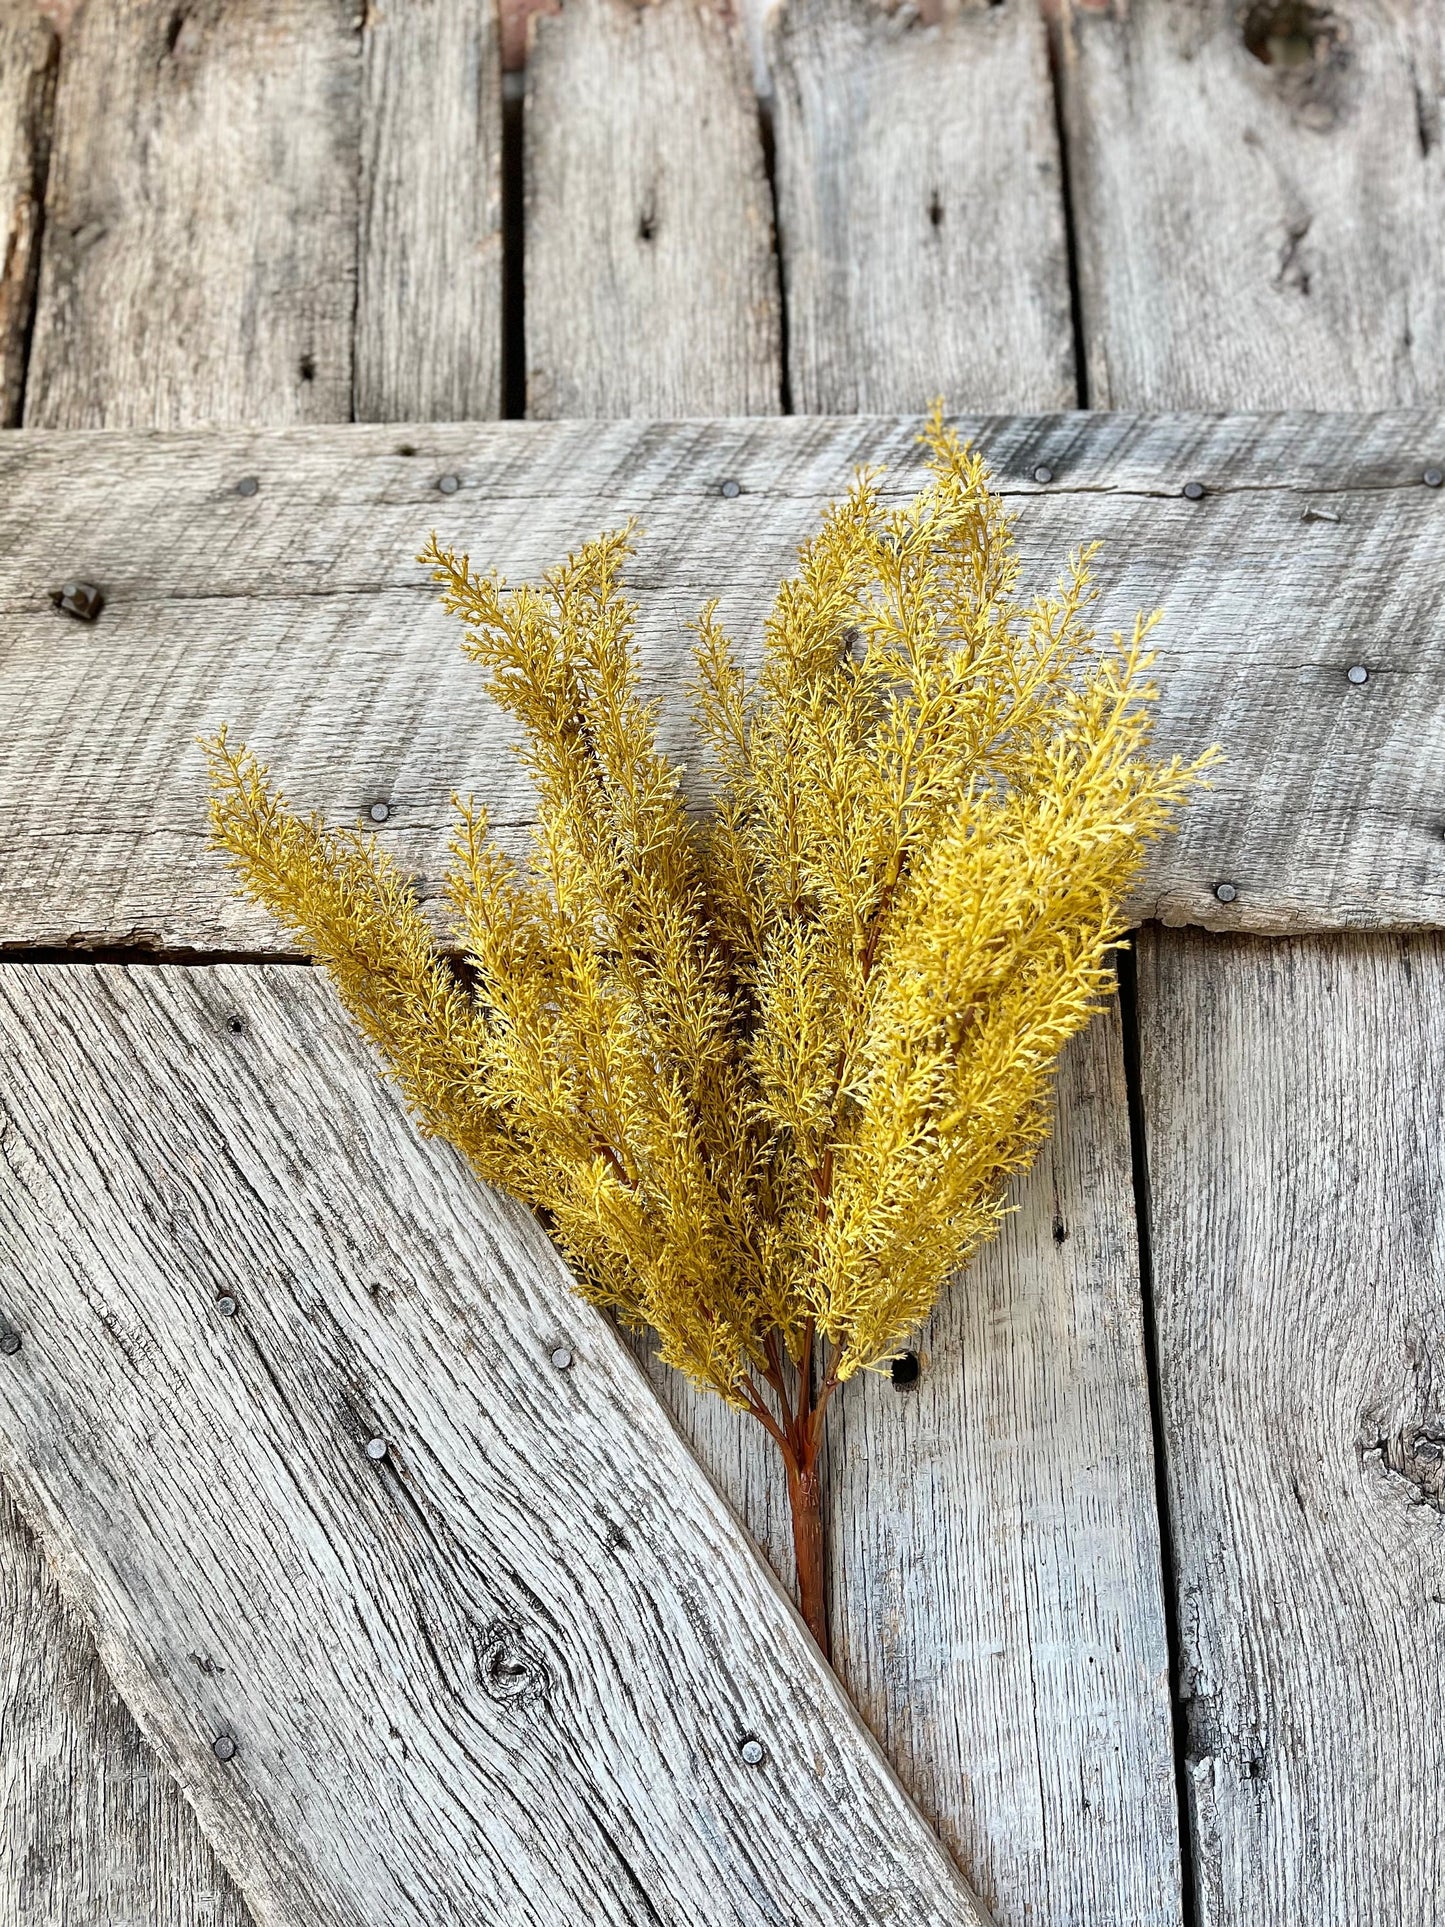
[1182,481,1206,501]
[235,476,259,498]
[550,1346,574,1371]
[739,1736,766,1766]
[1346,664,1369,684]
[51,580,104,622]
[1424,468,1443,489]
[0,1331,20,1356]
[437,473,460,494]
[212,1734,237,1762]
[215,1295,238,1318]
[720,478,742,499]
[365,1436,389,1460]
[368,801,391,824]
[1214,881,1238,903]
[1032,464,1053,485]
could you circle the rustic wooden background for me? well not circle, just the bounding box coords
[1,2,1443,1924]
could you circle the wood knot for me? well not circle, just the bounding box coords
[1240,3,1353,130]
[473,1619,552,1710]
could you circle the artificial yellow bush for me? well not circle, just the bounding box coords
[207,411,1208,1653]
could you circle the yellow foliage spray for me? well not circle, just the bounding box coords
[206,414,1211,1655]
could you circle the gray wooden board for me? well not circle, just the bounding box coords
[769,0,1075,414]
[1137,930,1445,1927]
[22,0,361,429]
[0,1486,250,1927]
[1059,0,1445,410]
[356,0,504,423]
[3,411,1445,950]
[0,961,985,1927]
[0,2,54,428]
[523,0,781,418]
[824,1002,1179,1926]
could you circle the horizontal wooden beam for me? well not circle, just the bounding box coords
[0,962,983,1927]
[1,410,1443,952]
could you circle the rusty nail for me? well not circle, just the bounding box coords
[437,473,460,494]
[1214,882,1238,903]
[720,479,741,499]
[1182,481,1206,501]
[212,1734,237,1762]
[1424,468,1443,489]
[1033,464,1053,485]
[550,1346,574,1371]
[235,476,259,498]
[1346,664,1369,685]
[51,580,105,622]
[369,801,391,824]
[215,1295,238,1318]
[365,1436,389,1461]
[739,1736,766,1766]
[0,1332,20,1356]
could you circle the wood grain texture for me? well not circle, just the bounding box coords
[1137,930,1445,1927]
[825,1004,1180,1926]
[3,410,1445,951]
[0,961,985,1927]
[1059,0,1445,409]
[770,0,1075,413]
[523,0,781,418]
[0,1486,249,1927]
[0,2,55,427]
[356,0,504,423]
[23,0,361,429]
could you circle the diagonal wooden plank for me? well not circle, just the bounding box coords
[769,0,1075,414]
[3,411,1445,956]
[1058,0,1445,409]
[0,1,55,428]
[523,0,781,418]
[1136,929,1445,1927]
[356,0,504,423]
[0,961,984,1927]
[22,0,361,429]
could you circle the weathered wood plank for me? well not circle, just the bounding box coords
[0,2,55,427]
[0,961,985,1927]
[826,1003,1179,1925]
[770,0,1074,413]
[1059,0,1445,409]
[23,0,360,428]
[0,1486,250,1927]
[1137,930,1445,1927]
[356,0,504,423]
[523,0,781,418]
[2,410,1444,952]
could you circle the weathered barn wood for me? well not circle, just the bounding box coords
[0,2,54,427]
[23,0,361,428]
[1058,0,1445,409]
[770,0,1075,413]
[0,961,985,1927]
[356,0,504,423]
[523,0,781,417]
[2,411,1445,954]
[1137,931,1445,1927]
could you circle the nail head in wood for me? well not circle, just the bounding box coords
[1214,881,1238,903]
[368,801,391,824]
[235,477,259,498]
[720,478,742,499]
[1182,481,1206,501]
[1424,468,1443,489]
[212,1734,237,1762]
[51,580,105,622]
[0,1331,21,1356]
[739,1736,766,1766]
[1032,464,1053,485]
[550,1346,574,1371]
[436,473,460,494]
[365,1436,389,1461]
[215,1295,238,1318]
[1346,665,1369,685]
